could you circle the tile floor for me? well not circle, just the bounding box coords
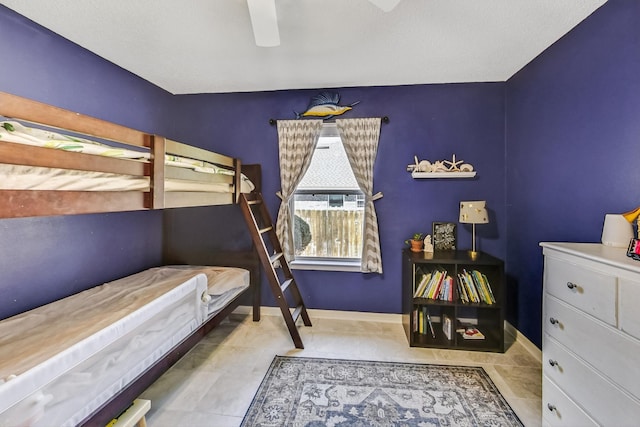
[140,309,542,426]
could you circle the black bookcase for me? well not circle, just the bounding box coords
[402,249,505,352]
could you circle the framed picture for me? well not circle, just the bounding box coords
[432,222,456,251]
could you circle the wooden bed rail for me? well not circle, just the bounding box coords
[0,92,147,148]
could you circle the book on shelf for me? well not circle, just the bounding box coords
[461,327,485,340]
[456,322,485,340]
[456,269,495,305]
[456,274,469,303]
[427,270,444,299]
[423,306,436,338]
[414,268,451,301]
[414,306,436,338]
[413,268,455,302]
[457,270,475,303]
[413,272,431,298]
[483,272,496,303]
[437,275,454,302]
[442,314,453,340]
[471,270,495,304]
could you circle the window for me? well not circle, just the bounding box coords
[290,123,364,270]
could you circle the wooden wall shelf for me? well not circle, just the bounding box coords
[411,171,476,179]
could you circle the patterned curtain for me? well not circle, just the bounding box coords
[336,118,383,274]
[276,119,323,260]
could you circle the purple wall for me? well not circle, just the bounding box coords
[0,6,173,319]
[168,85,507,314]
[505,0,640,346]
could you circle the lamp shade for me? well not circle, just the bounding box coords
[459,201,488,224]
[601,214,633,247]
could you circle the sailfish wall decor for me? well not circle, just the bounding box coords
[295,92,360,120]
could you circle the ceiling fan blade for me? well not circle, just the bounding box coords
[368,0,401,12]
[246,0,280,47]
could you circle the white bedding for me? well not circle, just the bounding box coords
[165,265,250,316]
[0,164,255,193]
[0,121,255,193]
[0,265,249,427]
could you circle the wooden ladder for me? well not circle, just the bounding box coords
[239,192,312,348]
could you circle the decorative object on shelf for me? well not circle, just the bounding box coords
[405,233,425,252]
[432,222,456,251]
[423,234,434,253]
[294,92,360,121]
[601,213,633,248]
[623,206,640,235]
[623,206,640,261]
[442,154,464,171]
[459,200,488,259]
[408,154,476,178]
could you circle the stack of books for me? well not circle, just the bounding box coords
[456,324,485,340]
[412,306,436,338]
[456,269,495,304]
[413,269,454,302]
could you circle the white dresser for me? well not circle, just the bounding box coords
[540,242,640,426]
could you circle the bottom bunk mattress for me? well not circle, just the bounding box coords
[0,265,249,427]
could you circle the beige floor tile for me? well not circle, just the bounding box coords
[505,397,543,427]
[494,364,543,400]
[142,311,541,426]
[146,409,243,427]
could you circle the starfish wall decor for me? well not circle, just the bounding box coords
[407,154,475,174]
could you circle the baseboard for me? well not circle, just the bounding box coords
[234,306,542,362]
[505,321,542,363]
[234,305,402,323]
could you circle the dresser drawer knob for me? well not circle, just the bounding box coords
[549,317,559,325]
[547,403,557,412]
[566,282,577,289]
[548,359,558,367]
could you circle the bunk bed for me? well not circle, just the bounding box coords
[0,92,262,426]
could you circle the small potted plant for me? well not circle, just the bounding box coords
[405,232,425,252]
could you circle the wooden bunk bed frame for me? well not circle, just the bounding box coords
[0,91,250,217]
[0,91,261,426]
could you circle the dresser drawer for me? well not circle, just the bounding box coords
[544,295,640,399]
[542,377,597,427]
[543,334,640,424]
[619,278,640,341]
[544,256,617,325]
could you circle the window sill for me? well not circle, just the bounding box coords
[290,259,362,272]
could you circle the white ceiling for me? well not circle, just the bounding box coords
[2,0,607,95]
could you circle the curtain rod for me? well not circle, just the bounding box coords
[268,116,389,126]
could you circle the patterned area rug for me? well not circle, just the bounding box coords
[241,356,523,427]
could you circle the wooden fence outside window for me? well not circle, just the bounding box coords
[294,209,364,258]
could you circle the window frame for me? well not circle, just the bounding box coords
[288,124,364,272]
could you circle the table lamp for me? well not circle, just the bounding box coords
[459,201,488,259]
[601,214,633,247]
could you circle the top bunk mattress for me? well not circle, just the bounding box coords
[0,265,249,425]
[0,164,255,193]
[0,121,255,193]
